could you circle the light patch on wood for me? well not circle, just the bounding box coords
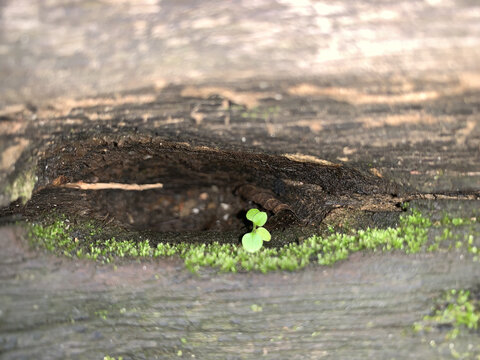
[86,112,114,121]
[52,176,68,186]
[224,113,231,126]
[284,153,341,167]
[287,119,323,133]
[153,79,167,90]
[101,0,161,14]
[343,146,356,155]
[190,106,205,125]
[360,113,448,128]
[221,99,230,110]
[190,15,231,29]
[62,118,84,125]
[0,104,26,117]
[152,117,185,127]
[141,113,151,122]
[0,119,26,135]
[456,119,476,145]
[37,94,156,118]
[369,168,383,178]
[193,145,219,152]
[62,181,163,191]
[181,86,267,109]
[1,138,29,170]
[265,123,276,136]
[282,179,305,187]
[459,72,480,89]
[418,193,479,200]
[287,83,442,105]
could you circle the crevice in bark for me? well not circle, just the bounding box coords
[0,137,409,239]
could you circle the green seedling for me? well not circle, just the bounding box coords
[242,208,271,252]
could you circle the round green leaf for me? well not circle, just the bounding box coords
[242,232,263,253]
[252,211,267,227]
[256,227,271,241]
[246,208,260,222]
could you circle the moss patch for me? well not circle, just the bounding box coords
[414,289,480,339]
[427,211,480,261]
[4,165,36,204]
[414,289,480,359]
[25,207,479,273]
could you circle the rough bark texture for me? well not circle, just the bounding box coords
[0,1,480,359]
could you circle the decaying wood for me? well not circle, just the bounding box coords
[1,0,480,359]
[235,184,294,215]
[236,183,300,228]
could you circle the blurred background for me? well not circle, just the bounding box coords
[1,0,479,107]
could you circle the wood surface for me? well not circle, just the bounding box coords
[0,1,479,359]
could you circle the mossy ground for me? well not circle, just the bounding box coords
[414,289,480,359]
[414,289,480,339]
[24,205,480,273]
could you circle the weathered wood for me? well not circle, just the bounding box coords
[1,0,480,108]
[1,1,480,359]
[1,76,479,208]
[1,0,480,205]
[1,217,479,359]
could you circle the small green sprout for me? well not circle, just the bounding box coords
[242,208,271,252]
[250,304,263,312]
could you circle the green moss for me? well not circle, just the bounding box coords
[26,218,152,262]
[5,166,36,204]
[439,214,474,227]
[430,212,480,261]
[24,208,452,273]
[95,309,109,320]
[465,235,479,258]
[152,211,429,273]
[250,304,263,312]
[24,206,480,273]
[27,217,73,255]
[414,289,480,340]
